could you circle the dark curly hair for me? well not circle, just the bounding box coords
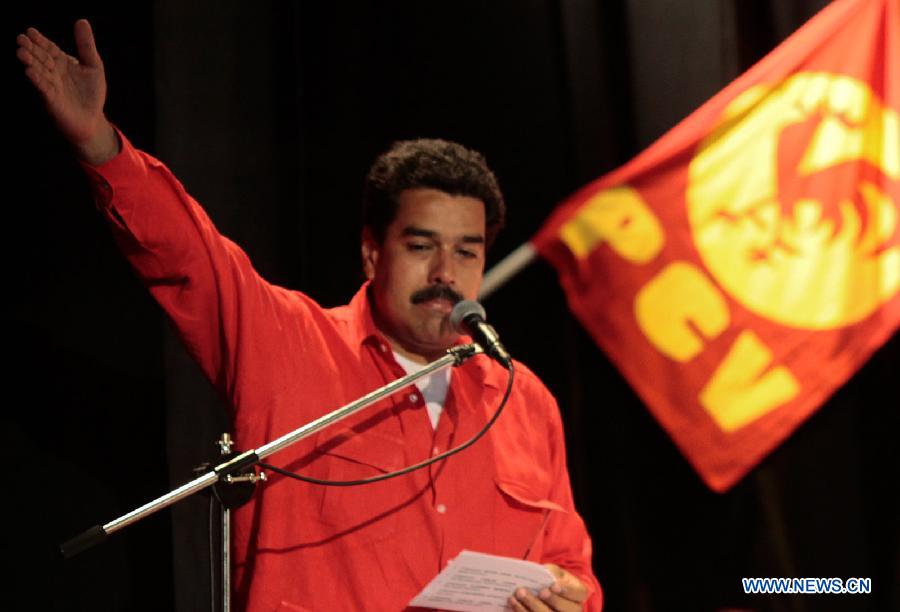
[362,139,506,248]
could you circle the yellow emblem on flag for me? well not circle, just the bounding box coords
[687,72,900,329]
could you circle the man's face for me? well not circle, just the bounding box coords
[363,187,487,362]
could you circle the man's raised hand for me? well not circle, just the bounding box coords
[16,19,118,165]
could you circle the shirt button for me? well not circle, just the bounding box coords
[436,503,447,514]
[432,446,440,456]
[409,393,419,403]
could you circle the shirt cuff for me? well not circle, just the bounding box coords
[78,125,142,211]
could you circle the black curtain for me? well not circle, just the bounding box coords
[7,2,897,611]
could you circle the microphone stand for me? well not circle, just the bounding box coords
[61,343,483,564]
[210,432,266,612]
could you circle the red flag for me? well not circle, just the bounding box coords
[533,0,899,491]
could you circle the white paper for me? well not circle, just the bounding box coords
[408,550,555,611]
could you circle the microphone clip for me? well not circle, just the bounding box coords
[447,342,484,366]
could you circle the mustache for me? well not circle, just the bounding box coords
[410,284,463,306]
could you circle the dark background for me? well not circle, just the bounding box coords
[5,2,897,611]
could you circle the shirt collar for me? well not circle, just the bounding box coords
[341,281,383,349]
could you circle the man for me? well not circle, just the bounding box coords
[17,19,602,611]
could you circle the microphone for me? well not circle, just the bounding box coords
[449,300,512,367]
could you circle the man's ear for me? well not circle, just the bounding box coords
[361,227,380,281]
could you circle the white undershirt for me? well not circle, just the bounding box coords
[393,351,451,430]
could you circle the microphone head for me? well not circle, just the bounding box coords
[449,300,486,335]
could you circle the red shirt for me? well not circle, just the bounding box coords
[84,131,602,611]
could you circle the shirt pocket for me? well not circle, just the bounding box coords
[494,477,566,561]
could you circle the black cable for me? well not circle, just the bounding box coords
[259,361,515,486]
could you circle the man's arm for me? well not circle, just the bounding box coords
[15,20,319,410]
[512,380,604,611]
